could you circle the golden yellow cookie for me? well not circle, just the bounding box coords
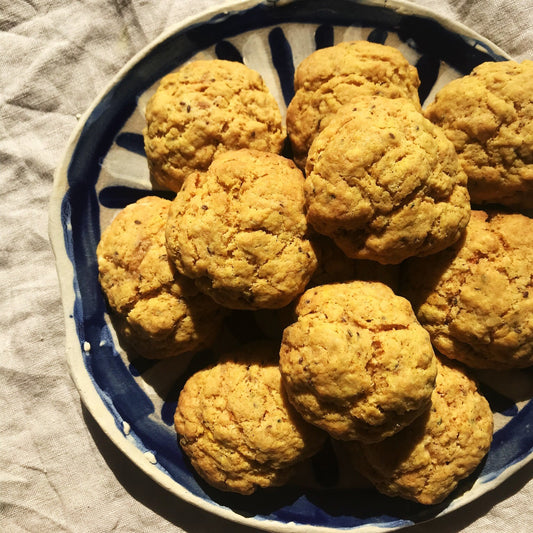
[143,59,286,192]
[174,341,327,494]
[344,356,493,504]
[286,40,421,169]
[425,60,533,208]
[305,96,471,264]
[279,281,437,442]
[165,149,317,310]
[402,210,533,369]
[96,196,225,359]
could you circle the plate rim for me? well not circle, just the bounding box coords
[48,1,529,532]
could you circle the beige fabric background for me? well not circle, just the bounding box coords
[1,1,532,532]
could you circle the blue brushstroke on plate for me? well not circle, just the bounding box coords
[215,39,244,62]
[161,400,178,427]
[314,24,334,49]
[59,0,527,530]
[415,54,441,104]
[98,185,175,209]
[482,400,533,481]
[367,27,388,44]
[268,27,295,106]
[115,132,146,156]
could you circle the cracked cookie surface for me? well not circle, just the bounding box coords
[96,196,225,359]
[402,210,533,369]
[143,59,286,192]
[305,96,471,264]
[279,281,437,443]
[425,60,533,208]
[165,149,317,310]
[174,341,326,494]
[286,40,421,169]
[344,355,493,504]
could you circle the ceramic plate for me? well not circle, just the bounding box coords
[49,0,533,531]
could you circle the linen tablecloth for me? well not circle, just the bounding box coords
[1,1,532,531]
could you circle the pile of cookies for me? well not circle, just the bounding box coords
[96,41,533,505]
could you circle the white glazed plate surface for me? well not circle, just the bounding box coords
[49,1,533,531]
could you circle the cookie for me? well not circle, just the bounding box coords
[286,40,421,169]
[305,96,471,264]
[143,59,286,192]
[344,355,493,505]
[165,149,317,310]
[174,341,327,494]
[96,196,225,359]
[401,210,533,369]
[425,60,533,208]
[279,281,437,443]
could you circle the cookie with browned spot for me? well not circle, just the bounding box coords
[97,196,225,358]
[279,281,437,443]
[402,209,533,369]
[305,96,470,264]
[144,59,285,192]
[425,60,533,208]
[344,355,493,504]
[174,341,326,494]
[165,149,317,310]
[286,40,421,169]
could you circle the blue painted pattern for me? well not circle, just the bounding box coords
[58,0,527,531]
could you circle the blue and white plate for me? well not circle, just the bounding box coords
[49,1,533,531]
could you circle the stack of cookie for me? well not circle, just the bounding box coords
[96,45,533,504]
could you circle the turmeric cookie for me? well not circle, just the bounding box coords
[402,210,533,369]
[174,341,327,495]
[279,281,437,443]
[96,196,225,359]
[425,60,533,208]
[344,355,493,505]
[143,59,286,192]
[165,149,317,310]
[286,40,421,169]
[305,96,471,264]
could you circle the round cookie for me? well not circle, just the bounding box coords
[305,96,471,264]
[174,341,327,495]
[344,356,493,505]
[425,60,533,208]
[401,210,533,369]
[165,149,317,310]
[286,40,421,169]
[143,59,286,192]
[96,196,225,359]
[279,281,437,443]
